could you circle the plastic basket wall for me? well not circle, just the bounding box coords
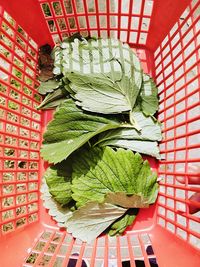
[0,0,199,266]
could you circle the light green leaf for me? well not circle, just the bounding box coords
[59,38,142,114]
[67,71,141,114]
[97,111,162,158]
[97,111,162,144]
[66,202,127,243]
[60,38,142,78]
[37,88,68,110]
[140,74,159,116]
[99,139,161,159]
[53,38,142,115]
[52,46,62,75]
[108,209,138,236]
[38,79,60,95]
[72,147,158,207]
[44,161,72,205]
[41,99,120,164]
[130,111,162,141]
[41,179,73,227]
[37,98,67,110]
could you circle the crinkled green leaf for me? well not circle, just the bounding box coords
[108,209,138,236]
[44,161,72,205]
[67,70,141,114]
[66,202,127,243]
[140,74,159,116]
[41,99,120,164]
[72,147,158,207]
[37,79,60,95]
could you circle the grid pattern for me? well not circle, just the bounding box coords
[23,229,158,267]
[155,0,200,249]
[0,9,42,235]
[38,0,154,45]
[0,0,199,265]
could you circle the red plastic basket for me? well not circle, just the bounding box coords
[0,0,199,266]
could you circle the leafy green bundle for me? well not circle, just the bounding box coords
[44,147,158,243]
[39,37,162,159]
[38,36,161,242]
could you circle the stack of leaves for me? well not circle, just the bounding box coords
[39,37,162,159]
[43,147,158,243]
[38,35,161,243]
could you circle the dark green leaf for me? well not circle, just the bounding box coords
[41,99,120,163]
[108,209,138,236]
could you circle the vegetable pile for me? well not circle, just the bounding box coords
[38,35,162,243]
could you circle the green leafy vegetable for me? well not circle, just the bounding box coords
[96,111,162,158]
[97,111,162,143]
[99,139,161,159]
[67,70,141,114]
[37,79,60,95]
[52,38,143,116]
[66,202,127,243]
[37,88,69,110]
[41,99,120,163]
[55,38,142,80]
[44,161,72,205]
[37,97,67,110]
[140,74,159,116]
[72,147,158,207]
[41,178,73,226]
[40,36,162,241]
[51,38,144,116]
[108,209,138,236]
